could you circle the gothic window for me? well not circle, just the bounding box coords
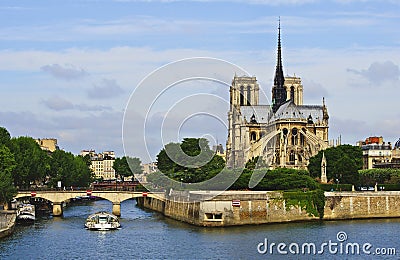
[300,133,305,146]
[240,86,244,106]
[289,150,295,163]
[283,128,288,136]
[250,131,257,141]
[290,86,295,102]
[291,128,298,145]
[247,85,251,105]
[298,154,302,162]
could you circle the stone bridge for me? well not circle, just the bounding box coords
[15,191,164,217]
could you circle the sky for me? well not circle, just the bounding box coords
[0,0,399,162]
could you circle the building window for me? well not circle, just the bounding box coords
[291,128,298,145]
[289,150,295,163]
[247,85,251,105]
[240,86,244,106]
[290,86,295,102]
[300,133,305,146]
[251,132,257,141]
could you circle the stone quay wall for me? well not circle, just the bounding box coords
[324,191,400,220]
[137,191,400,227]
[0,210,17,238]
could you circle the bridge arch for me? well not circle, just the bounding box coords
[15,191,163,217]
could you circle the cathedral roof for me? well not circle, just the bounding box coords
[240,102,325,124]
[272,101,324,123]
[240,105,271,123]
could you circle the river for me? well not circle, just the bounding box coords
[1,199,399,259]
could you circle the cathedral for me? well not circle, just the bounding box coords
[225,23,330,169]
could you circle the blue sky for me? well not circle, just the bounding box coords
[0,0,399,162]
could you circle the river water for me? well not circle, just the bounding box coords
[1,199,399,259]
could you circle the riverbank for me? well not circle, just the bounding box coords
[0,210,17,238]
[137,190,400,226]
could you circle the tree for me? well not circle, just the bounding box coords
[333,155,359,185]
[48,150,93,188]
[71,155,94,187]
[308,145,362,184]
[156,138,225,183]
[245,156,268,170]
[10,136,49,189]
[113,156,142,182]
[126,157,143,176]
[0,127,11,147]
[0,145,17,204]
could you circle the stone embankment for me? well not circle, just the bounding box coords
[137,191,400,227]
[0,210,17,238]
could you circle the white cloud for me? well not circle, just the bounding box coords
[42,96,112,111]
[347,61,400,86]
[41,64,89,81]
[87,79,125,99]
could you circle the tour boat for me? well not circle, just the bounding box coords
[16,204,35,224]
[85,211,121,231]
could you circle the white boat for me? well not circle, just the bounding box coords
[85,211,121,231]
[17,204,35,224]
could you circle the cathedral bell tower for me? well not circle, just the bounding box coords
[272,20,287,113]
[230,76,259,109]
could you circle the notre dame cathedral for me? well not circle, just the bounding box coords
[225,23,330,169]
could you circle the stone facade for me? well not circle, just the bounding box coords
[225,26,329,169]
[35,138,59,152]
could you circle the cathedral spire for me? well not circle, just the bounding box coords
[272,18,287,113]
[274,18,285,88]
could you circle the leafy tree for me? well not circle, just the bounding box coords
[156,138,225,183]
[333,154,359,185]
[245,156,268,170]
[0,127,11,147]
[255,168,319,191]
[359,169,400,186]
[126,157,143,176]
[10,136,49,189]
[113,157,134,181]
[308,145,362,184]
[72,155,94,187]
[230,166,319,191]
[0,145,17,204]
[48,150,93,188]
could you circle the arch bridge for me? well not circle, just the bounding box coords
[15,191,164,217]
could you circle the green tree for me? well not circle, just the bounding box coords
[156,138,225,183]
[48,150,93,188]
[126,157,143,177]
[0,145,17,204]
[10,136,49,189]
[308,145,362,184]
[113,157,133,182]
[255,168,319,191]
[71,155,94,187]
[333,155,359,185]
[0,127,11,147]
[245,156,267,170]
